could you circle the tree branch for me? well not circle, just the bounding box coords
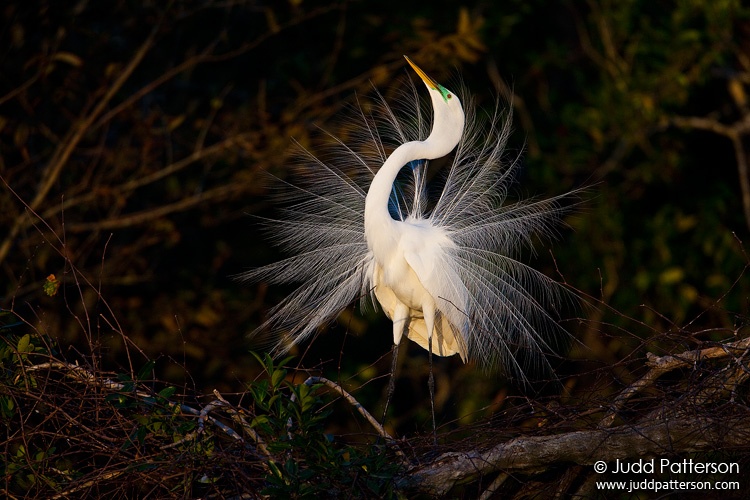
[0,23,160,264]
[402,411,750,495]
[400,336,750,496]
[670,107,750,232]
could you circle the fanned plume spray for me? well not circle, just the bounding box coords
[240,72,579,378]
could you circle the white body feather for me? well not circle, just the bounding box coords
[241,62,574,376]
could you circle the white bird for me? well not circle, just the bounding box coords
[242,56,575,399]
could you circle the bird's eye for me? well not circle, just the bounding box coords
[447,94,452,99]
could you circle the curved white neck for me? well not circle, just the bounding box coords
[364,89,464,255]
[364,140,436,252]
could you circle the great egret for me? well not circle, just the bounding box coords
[242,56,575,414]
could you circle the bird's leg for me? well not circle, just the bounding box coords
[424,301,437,445]
[383,304,408,423]
[428,332,437,445]
[382,340,400,422]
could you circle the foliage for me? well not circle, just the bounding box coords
[0,323,403,498]
[0,326,215,497]
[248,353,402,498]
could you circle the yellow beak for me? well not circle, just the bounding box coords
[404,56,439,90]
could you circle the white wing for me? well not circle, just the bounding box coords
[399,218,470,352]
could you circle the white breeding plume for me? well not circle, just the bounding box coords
[241,56,577,378]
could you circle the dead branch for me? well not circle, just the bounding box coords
[402,410,750,496]
[38,132,256,222]
[0,23,160,265]
[63,182,250,233]
[23,361,252,448]
[400,336,750,496]
[670,87,750,232]
[299,376,399,446]
[599,336,750,426]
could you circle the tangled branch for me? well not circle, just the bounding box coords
[398,336,750,496]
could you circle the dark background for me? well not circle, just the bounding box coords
[2,0,749,434]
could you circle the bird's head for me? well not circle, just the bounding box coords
[404,56,465,159]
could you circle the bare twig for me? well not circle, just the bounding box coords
[670,112,750,231]
[50,470,127,500]
[599,336,750,427]
[64,182,251,232]
[0,22,161,264]
[23,361,249,446]
[200,389,270,457]
[298,376,400,446]
[39,132,255,222]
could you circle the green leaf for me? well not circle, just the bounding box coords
[271,367,287,389]
[16,334,30,353]
[267,460,282,479]
[136,360,156,381]
[158,386,177,399]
